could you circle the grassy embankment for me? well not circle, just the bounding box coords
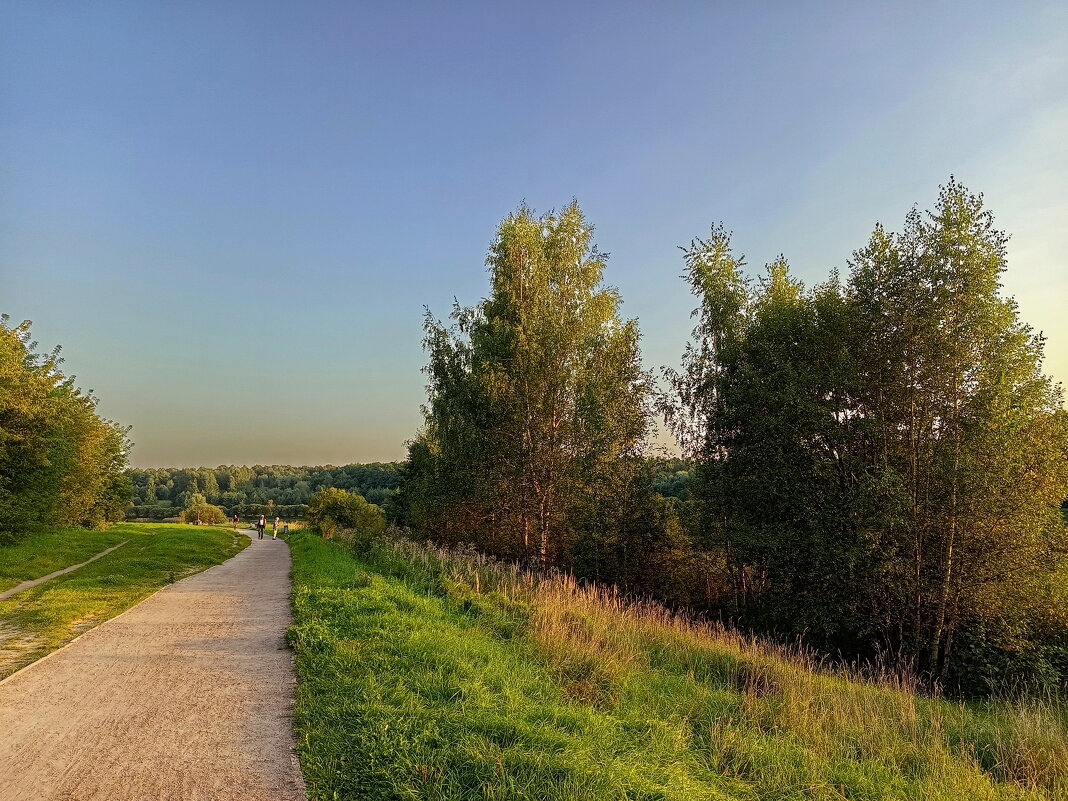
[0,527,127,592]
[288,532,1068,801]
[0,522,247,679]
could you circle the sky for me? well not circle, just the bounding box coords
[2,1,1066,468]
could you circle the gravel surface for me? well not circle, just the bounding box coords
[0,533,307,801]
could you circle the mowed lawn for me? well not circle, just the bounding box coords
[0,523,248,679]
[288,532,1068,801]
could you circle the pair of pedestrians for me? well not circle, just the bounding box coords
[256,515,283,540]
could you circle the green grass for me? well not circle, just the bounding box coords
[0,522,248,679]
[288,532,1067,800]
[0,527,127,592]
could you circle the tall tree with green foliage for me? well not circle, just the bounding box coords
[661,225,753,611]
[410,201,653,568]
[0,316,133,534]
[667,182,1068,689]
[847,180,1068,682]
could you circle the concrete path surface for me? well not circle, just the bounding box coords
[0,533,307,801]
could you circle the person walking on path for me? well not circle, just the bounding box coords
[257,515,266,540]
[272,517,279,540]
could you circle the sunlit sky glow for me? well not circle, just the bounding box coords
[3,2,1066,467]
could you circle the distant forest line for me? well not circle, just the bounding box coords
[125,463,407,521]
[124,459,692,522]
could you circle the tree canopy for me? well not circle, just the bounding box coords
[401,201,676,581]
[665,180,1068,691]
[125,462,404,521]
[0,316,133,535]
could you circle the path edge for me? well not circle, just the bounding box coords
[284,540,310,798]
[0,532,253,688]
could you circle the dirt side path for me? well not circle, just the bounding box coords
[0,533,307,801]
[0,540,128,601]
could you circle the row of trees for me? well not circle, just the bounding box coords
[396,184,1068,694]
[125,462,403,520]
[663,181,1068,689]
[0,316,133,537]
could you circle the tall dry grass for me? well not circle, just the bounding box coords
[376,534,1068,798]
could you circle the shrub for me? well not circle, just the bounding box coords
[307,487,385,546]
[179,501,228,525]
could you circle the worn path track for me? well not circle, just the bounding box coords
[0,532,307,801]
[0,541,129,601]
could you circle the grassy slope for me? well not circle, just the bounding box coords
[0,522,248,679]
[0,527,127,592]
[289,533,1067,801]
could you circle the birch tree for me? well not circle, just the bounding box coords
[669,181,1068,686]
[411,202,651,568]
[849,180,1068,680]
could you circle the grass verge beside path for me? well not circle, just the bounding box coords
[289,532,1067,801]
[0,523,248,679]
[0,528,126,592]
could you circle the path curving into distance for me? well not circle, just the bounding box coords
[0,531,307,801]
[0,541,129,601]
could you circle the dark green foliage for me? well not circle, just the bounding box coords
[648,457,694,501]
[403,201,675,593]
[570,460,698,606]
[666,180,1068,693]
[307,487,386,548]
[178,493,228,524]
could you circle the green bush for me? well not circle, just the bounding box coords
[307,487,385,547]
[179,500,228,525]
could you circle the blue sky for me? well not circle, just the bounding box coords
[3,1,1066,467]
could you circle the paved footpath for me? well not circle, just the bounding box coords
[0,533,307,801]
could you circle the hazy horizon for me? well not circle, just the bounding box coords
[4,2,1066,468]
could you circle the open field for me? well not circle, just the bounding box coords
[0,522,248,679]
[288,532,1068,801]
